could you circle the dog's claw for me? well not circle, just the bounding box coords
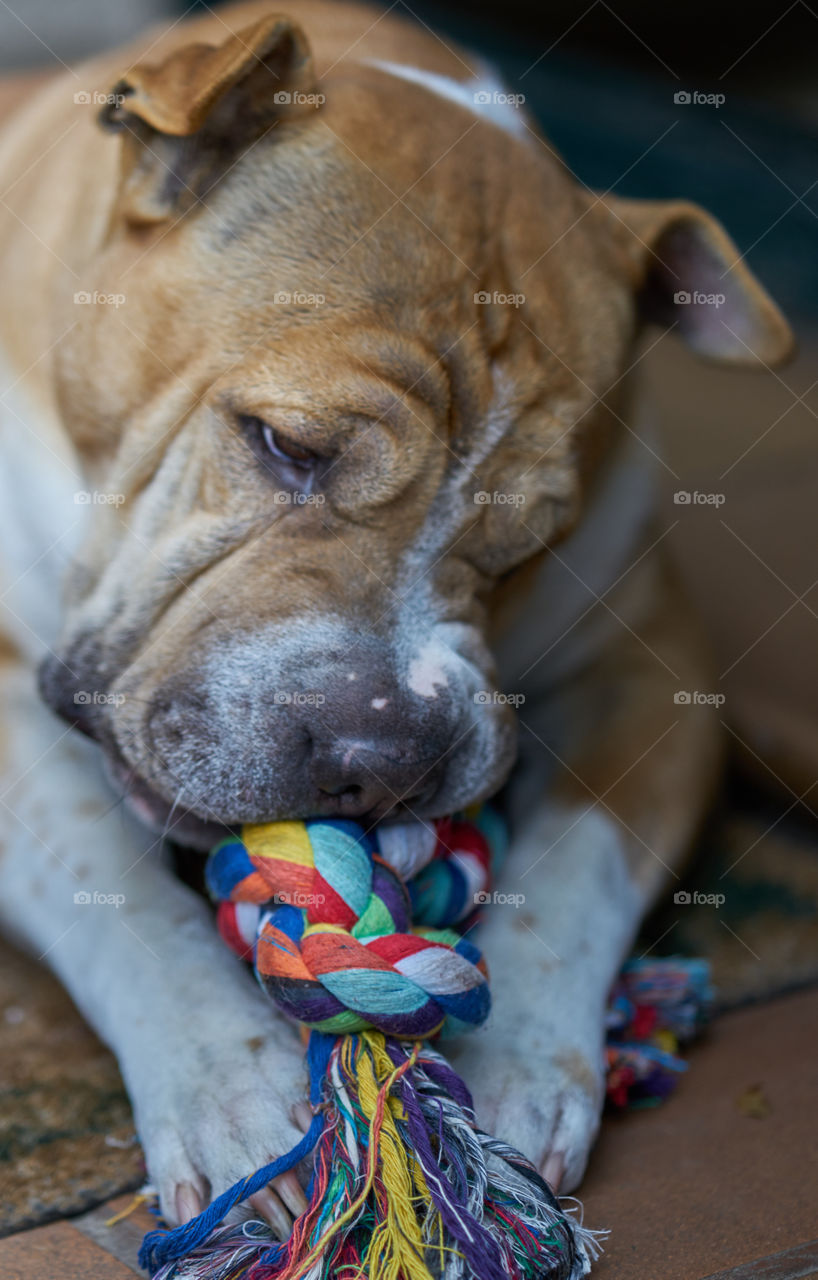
[273,1169,309,1217]
[248,1186,293,1239]
[174,1182,202,1224]
[293,1100,313,1133]
[543,1152,566,1192]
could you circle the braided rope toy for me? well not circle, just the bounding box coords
[139,811,602,1280]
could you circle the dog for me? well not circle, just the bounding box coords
[0,0,793,1238]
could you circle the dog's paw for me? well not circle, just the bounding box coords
[129,1009,312,1234]
[446,1028,605,1193]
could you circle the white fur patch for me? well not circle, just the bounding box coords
[406,636,452,698]
[0,349,86,655]
[363,59,529,138]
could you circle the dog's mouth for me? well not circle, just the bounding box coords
[101,751,234,851]
[100,747,423,851]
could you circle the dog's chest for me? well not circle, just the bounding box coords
[493,429,660,701]
[0,353,86,655]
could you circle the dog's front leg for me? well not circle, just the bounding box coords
[448,577,720,1191]
[448,804,638,1192]
[0,655,310,1232]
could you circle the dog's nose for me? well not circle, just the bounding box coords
[300,653,456,819]
[309,738,445,819]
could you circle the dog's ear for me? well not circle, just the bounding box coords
[99,15,317,223]
[603,196,794,366]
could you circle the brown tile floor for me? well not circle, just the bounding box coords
[0,1217,143,1280]
[582,985,818,1280]
[1,986,816,1280]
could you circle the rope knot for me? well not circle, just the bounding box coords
[206,817,491,1038]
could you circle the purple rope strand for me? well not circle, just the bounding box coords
[393,1057,510,1280]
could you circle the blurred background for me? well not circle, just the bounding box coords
[1,0,816,325]
[0,3,816,1277]
[1,1,816,325]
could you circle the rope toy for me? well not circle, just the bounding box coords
[139,811,601,1280]
[604,958,713,1108]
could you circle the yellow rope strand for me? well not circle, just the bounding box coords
[284,1034,428,1280]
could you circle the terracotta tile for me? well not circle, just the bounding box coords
[75,1193,156,1270]
[579,986,818,1280]
[0,1219,141,1280]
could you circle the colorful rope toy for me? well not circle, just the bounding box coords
[139,811,601,1280]
[604,958,713,1109]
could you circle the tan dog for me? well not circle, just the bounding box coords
[0,0,792,1239]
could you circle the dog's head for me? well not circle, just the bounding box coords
[39,14,793,844]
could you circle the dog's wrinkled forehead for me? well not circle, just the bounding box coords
[55,137,595,665]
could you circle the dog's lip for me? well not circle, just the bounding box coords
[100,746,439,850]
[101,751,233,850]
[124,786,232,850]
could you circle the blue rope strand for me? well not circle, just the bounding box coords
[138,1032,335,1273]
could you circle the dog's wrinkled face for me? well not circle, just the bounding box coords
[38,16,792,843]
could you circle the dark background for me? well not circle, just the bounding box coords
[400,0,818,328]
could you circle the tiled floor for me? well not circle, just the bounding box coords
[581,985,818,1279]
[2,986,817,1280]
[0,1217,144,1280]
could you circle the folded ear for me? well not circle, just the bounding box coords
[603,196,794,367]
[99,14,317,223]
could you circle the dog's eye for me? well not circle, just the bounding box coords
[258,421,314,468]
[237,414,318,477]
[261,423,314,467]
